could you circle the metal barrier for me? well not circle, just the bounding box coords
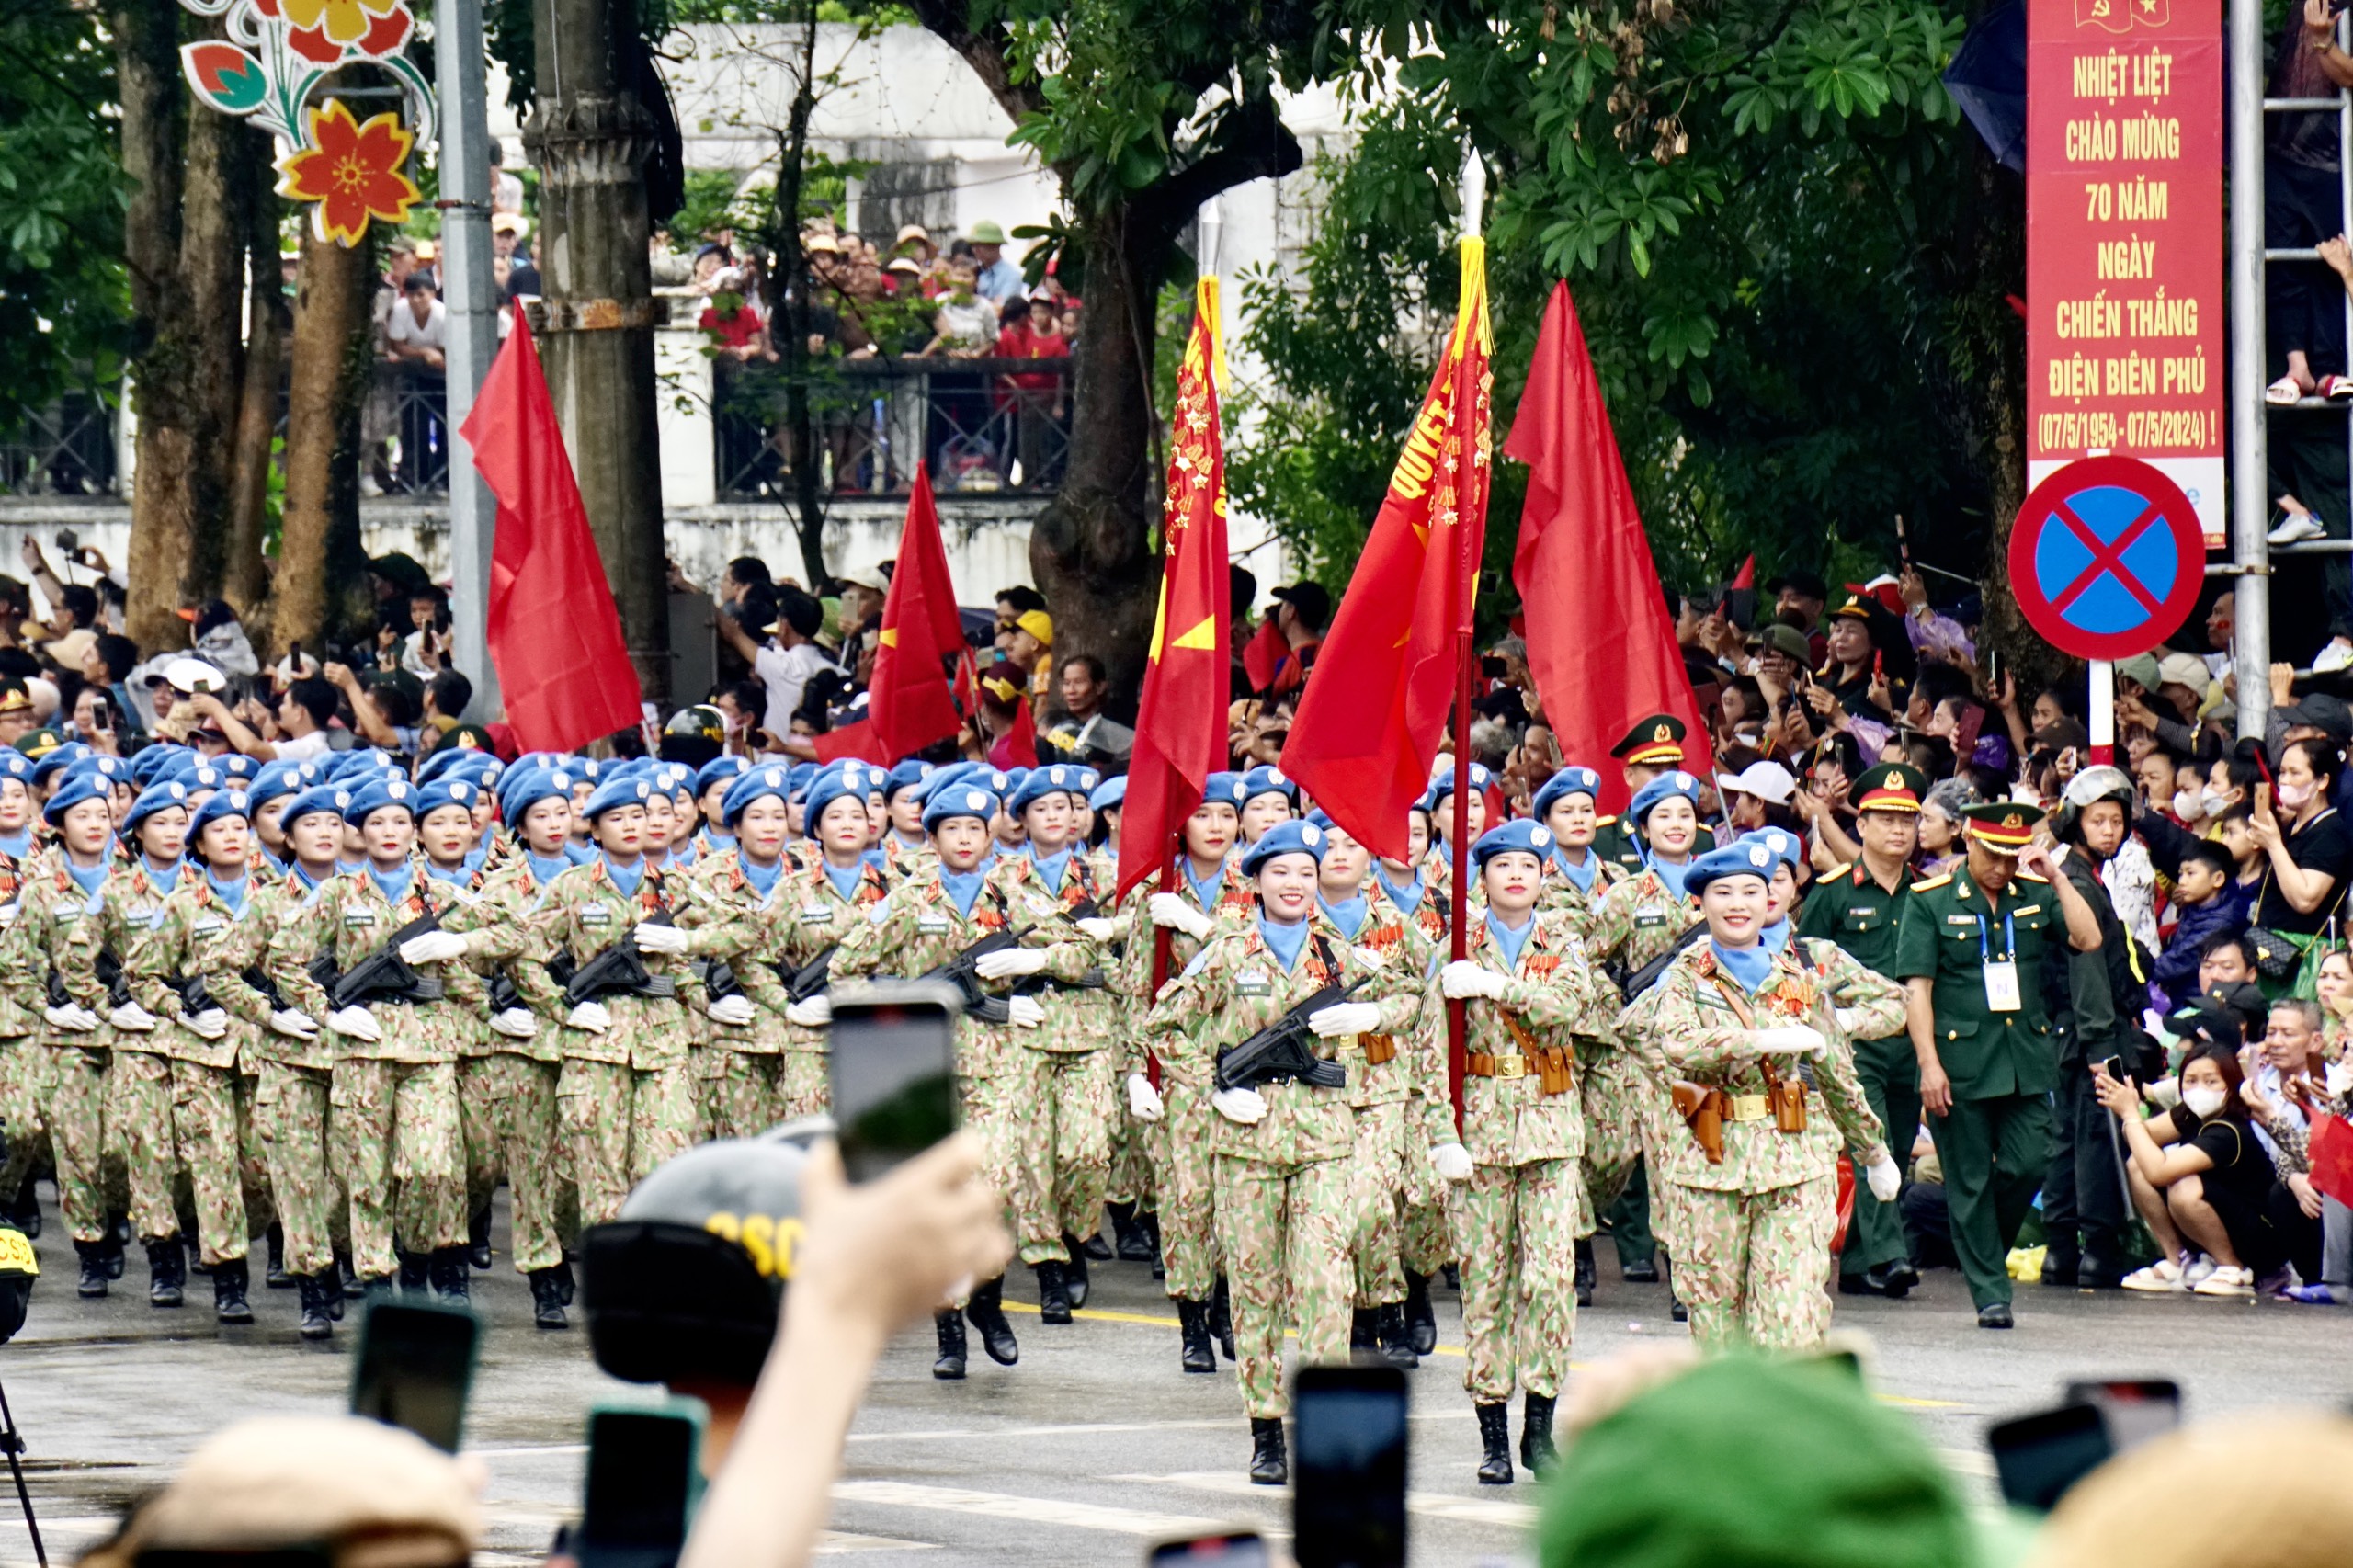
[0,392,119,495]
[712,356,1072,502]
[375,366,450,494]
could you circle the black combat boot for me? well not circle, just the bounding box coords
[1671,1296,1688,1323]
[1145,1211,1164,1280]
[1079,1222,1115,1262]
[212,1257,254,1324]
[108,1215,131,1277]
[933,1311,968,1380]
[1110,1201,1155,1261]
[337,1252,361,1300]
[1377,1303,1418,1370]
[1247,1417,1288,1486]
[1350,1307,1380,1354]
[1210,1275,1236,1360]
[1035,1259,1074,1324]
[1177,1299,1216,1373]
[529,1268,568,1329]
[10,1180,40,1239]
[1574,1238,1597,1307]
[1474,1402,1514,1485]
[359,1274,397,1304]
[146,1238,186,1308]
[264,1222,291,1288]
[184,1229,210,1276]
[552,1256,577,1305]
[469,1206,494,1271]
[965,1276,1019,1365]
[1062,1236,1090,1309]
[1520,1392,1558,1472]
[297,1272,335,1340]
[1404,1269,1438,1355]
[397,1249,430,1295]
[429,1246,471,1305]
[74,1238,108,1298]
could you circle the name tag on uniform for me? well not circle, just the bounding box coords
[1236,969,1271,996]
[128,907,153,924]
[344,912,375,928]
[581,907,612,927]
[1850,905,1879,919]
[192,918,223,937]
[1946,915,1977,926]
[55,909,80,925]
[2012,904,2042,918]
[1635,912,1666,928]
[1984,960,2022,1012]
[917,914,949,935]
[800,904,835,926]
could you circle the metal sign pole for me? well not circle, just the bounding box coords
[2087,658,2114,766]
[2230,0,2270,742]
[435,0,501,721]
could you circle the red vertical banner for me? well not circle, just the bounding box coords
[2027,0,2225,544]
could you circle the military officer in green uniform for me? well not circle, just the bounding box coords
[1893,802,2103,1328]
[1794,761,1930,1300]
[1588,715,1687,874]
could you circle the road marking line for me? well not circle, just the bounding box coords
[1111,1471,1537,1529]
[815,1530,943,1553]
[831,1479,1234,1538]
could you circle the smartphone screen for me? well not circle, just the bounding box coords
[350,1301,480,1453]
[1293,1364,1408,1568]
[1987,1402,2113,1512]
[829,986,960,1182]
[1150,1533,1270,1568]
[576,1406,702,1568]
[2063,1380,2180,1451]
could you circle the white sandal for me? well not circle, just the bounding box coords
[2193,1265,2254,1297]
[2122,1256,2186,1292]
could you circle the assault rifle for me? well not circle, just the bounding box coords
[1212,979,1361,1093]
[309,911,446,1010]
[918,926,1031,1025]
[1618,920,1706,999]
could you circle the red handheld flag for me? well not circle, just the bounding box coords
[1286,241,1493,863]
[1117,278,1233,902]
[1505,282,1712,814]
[814,465,966,765]
[461,303,643,754]
[2312,1112,2353,1209]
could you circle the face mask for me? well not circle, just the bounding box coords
[2181,1084,2229,1119]
[2279,779,2316,811]
[2200,788,2231,817]
[2172,790,2203,821]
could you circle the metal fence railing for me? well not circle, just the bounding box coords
[0,392,119,495]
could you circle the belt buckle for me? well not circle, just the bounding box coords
[1726,1093,1771,1121]
[1495,1053,1528,1078]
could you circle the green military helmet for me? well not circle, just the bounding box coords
[580,1121,828,1388]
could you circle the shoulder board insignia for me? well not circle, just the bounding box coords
[1595,815,1620,827]
[2016,871,2050,884]
[1822,862,1851,882]
[1911,872,1954,891]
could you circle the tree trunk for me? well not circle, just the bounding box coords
[529,0,670,702]
[227,153,288,626]
[278,230,375,655]
[170,88,258,607]
[1028,213,1162,706]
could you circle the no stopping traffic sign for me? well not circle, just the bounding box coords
[2006,455,2206,662]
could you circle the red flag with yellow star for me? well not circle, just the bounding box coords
[1285,239,1493,863]
[1116,278,1233,901]
[813,465,967,764]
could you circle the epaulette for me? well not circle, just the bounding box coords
[1910,871,1954,891]
[2016,870,2050,884]
[1823,861,1853,883]
[1596,814,1620,827]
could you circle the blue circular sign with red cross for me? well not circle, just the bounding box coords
[2007,455,2206,662]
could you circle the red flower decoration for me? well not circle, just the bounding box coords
[356,4,413,57]
[276,99,419,247]
[288,24,342,64]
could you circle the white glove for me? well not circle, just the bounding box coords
[707,994,756,1027]
[974,947,1047,980]
[184,1008,231,1040]
[1431,1142,1474,1183]
[0,902,17,927]
[565,1000,611,1034]
[324,1005,382,1043]
[787,994,833,1028]
[43,1004,97,1033]
[398,930,472,966]
[631,921,689,956]
[1865,1154,1902,1204]
[1831,1007,1863,1037]
[1127,1073,1165,1122]
[1006,994,1046,1028]
[1440,960,1508,1000]
[1148,892,1214,941]
[1211,1086,1268,1125]
[108,1002,159,1033]
[1309,1001,1383,1038]
[1751,1025,1827,1058]
[268,1008,320,1040]
[490,1007,540,1040]
[1075,916,1117,942]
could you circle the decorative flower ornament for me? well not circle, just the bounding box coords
[276,99,421,245]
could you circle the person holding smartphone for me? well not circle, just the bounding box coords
[1143,819,1414,1485]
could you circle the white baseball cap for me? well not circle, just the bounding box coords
[1718,760,1798,806]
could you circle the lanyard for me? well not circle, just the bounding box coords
[1974,910,2016,963]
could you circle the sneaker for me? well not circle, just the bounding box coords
[2121,1257,2187,1292]
[2182,1252,2219,1287]
[2192,1265,2254,1297]
[2270,511,2326,545]
[2316,639,2353,676]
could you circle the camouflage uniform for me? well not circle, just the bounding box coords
[445,861,567,1275]
[1324,892,1437,1310]
[124,874,273,1265]
[1616,941,1894,1351]
[1089,847,1154,1216]
[0,853,49,1207]
[1144,922,1415,1420]
[1369,876,1455,1280]
[508,858,711,1228]
[63,862,188,1244]
[1119,861,1258,1302]
[1430,914,1599,1403]
[1581,866,1695,1259]
[267,869,480,1278]
[244,871,342,1277]
[27,860,121,1246]
[1537,856,1634,1246]
[989,852,1120,1268]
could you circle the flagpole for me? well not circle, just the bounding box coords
[1445,153,1487,1135]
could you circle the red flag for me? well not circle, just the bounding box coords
[2313,1112,2353,1208]
[1117,278,1233,901]
[461,304,643,754]
[1505,282,1712,815]
[1731,554,1756,590]
[989,698,1040,769]
[1241,618,1290,693]
[1286,241,1493,863]
[813,466,965,764]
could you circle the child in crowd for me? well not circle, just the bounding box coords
[2154,841,2250,1010]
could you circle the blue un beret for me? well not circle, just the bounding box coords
[1532,767,1604,819]
[694,756,749,799]
[281,783,353,830]
[211,754,260,785]
[1686,839,1778,895]
[1240,818,1325,876]
[190,789,253,836]
[721,764,795,828]
[344,776,418,825]
[1736,827,1803,873]
[1199,771,1247,810]
[1010,764,1085,816]
[248,761,316,809]
[582,774,654,823]
[501,766,578,826]
[1628,769,1703,828]
[31,743,92,789]
[130,744,192,789]
[884,759,933,802]
[124,779,192,835]
[803,762,882,830]
[1472,819,1555,868]
[1087,775,1128,813]
[415,778,481,822]
[1419,761,1494,815]
[922,783,1000,834]
[41,771,111,827]
[1240,766,1298,807]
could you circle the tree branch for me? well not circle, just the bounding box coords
[1139,90,1302,242]
[907,0,1049,134]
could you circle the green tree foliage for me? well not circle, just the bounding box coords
[0,0,133,437]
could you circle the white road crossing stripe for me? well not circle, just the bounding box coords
[830,1479,1235,1538]
[1109,1472,1538,1530]
[841,1408,1477,1447]
[815,1530,945,1553]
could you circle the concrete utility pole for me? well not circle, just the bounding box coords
[435,0,501,719]
[526,0,671,702]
